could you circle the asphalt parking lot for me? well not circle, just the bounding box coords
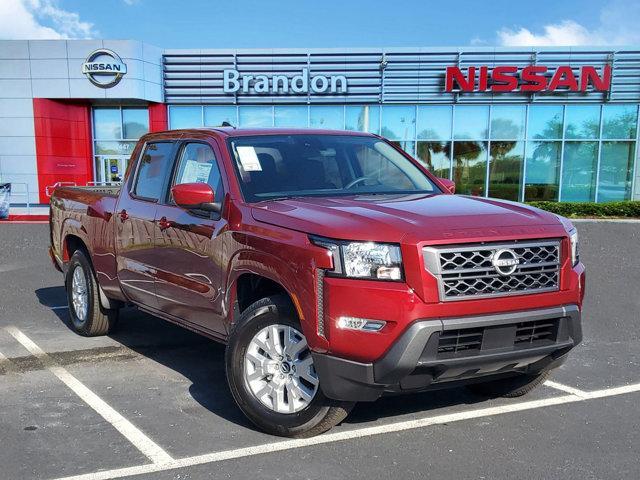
[1,221,639,480]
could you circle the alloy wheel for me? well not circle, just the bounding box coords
[244,324,319,414]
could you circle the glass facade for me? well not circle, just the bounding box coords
[93,107,149,184]
[169,103,639,202]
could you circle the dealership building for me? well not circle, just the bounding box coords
[0,39,639,206]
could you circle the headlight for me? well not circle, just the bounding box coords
[569,229,579,266]
[310,236,403,281]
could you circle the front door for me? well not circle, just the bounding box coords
[115,141,177,308]
[152,140,228,335]
[97,155,129,184]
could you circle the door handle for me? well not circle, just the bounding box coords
[118,209,129,222]
[158,216,171,231]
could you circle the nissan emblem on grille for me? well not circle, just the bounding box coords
[491,249,520,276]
[422,240,561,301]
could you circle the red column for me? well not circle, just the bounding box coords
[149,103,168,132]
[33,99,93,203]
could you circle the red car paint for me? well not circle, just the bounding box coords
[49,128,585,365]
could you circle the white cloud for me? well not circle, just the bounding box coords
[0,0,94,40]
[498,20,598,47]
[494,0,640,47]
[122,0,140,5]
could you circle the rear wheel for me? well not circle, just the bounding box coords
[225,295,354,437]
[65,250,118,336]
[466,370,551,398]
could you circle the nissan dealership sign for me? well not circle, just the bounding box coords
[445,65,612,93]
[223,68,348,95]
[82,49,128,88]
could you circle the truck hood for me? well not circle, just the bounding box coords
[250,193,566,244]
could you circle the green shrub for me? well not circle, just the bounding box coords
[526,201,640,218]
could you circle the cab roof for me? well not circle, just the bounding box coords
[154,127,378,138]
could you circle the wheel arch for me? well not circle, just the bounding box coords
[224,249,322,347]
[63,233,121,310]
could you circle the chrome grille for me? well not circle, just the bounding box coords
[423,240,561,301]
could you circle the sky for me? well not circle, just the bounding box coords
[0,0,639,48]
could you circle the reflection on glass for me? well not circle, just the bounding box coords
[382,105,416,139]
[488,141,524,200]
[417,106,452,140]
[122,108,149,139]
[239,106,273,127]
[527,105,563,139]
[564,105,600,139]
[416,141,451,179]
[204,106,237,127]
[309,106,343,129]
[602,105,638,139]
[453,141,488,196]
[390,140,416,157]
[491,106,525,140]
[598,141,635,202]
[274,106,308,127]
[169,106,202,129]
[454,105,489,139]
[345,105,380,133]
[561,141,598,201]
[524,141,561,201]
[93,108,122,139]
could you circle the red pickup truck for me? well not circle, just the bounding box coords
[49,128,585,437]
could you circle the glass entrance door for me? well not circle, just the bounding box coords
[96,156,128,184]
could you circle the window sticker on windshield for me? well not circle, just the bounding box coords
[181,160,213,184]
[236,146,262,172]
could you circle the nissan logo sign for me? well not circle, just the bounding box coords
[491,249,520,276]
[82,49,127,88]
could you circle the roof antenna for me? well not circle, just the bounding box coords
[221,121,236,129]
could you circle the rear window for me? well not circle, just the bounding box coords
[133,142,174,201]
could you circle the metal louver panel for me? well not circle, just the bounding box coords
[163,47,640,104]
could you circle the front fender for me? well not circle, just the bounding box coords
[224,247,330,352]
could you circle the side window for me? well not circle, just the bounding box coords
[172,143,224,200]
[133,142,174,200]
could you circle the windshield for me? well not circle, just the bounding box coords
[228,134,440,202]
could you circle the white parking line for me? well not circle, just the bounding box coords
[51,381,640,480]
[544,379,589,398]
[4,326,173,466]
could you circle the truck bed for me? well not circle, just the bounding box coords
[62,184,121,197]
[49,185,120,286]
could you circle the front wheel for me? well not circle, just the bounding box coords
[225,295,354,437]
[65,250,118,336]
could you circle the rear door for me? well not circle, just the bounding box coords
[115,140,177,308]
[151,138,229,335]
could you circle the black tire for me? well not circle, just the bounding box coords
[65,250,118,337]
[225,295,354,438]
[466,370,551,398]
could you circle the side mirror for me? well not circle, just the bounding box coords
[171,183,221,213]
[437,178,456,194]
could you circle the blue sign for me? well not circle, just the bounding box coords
[110,165,118,173]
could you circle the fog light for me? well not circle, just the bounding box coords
[337,316,386,332]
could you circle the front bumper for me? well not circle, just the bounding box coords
[312,304,582,402]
